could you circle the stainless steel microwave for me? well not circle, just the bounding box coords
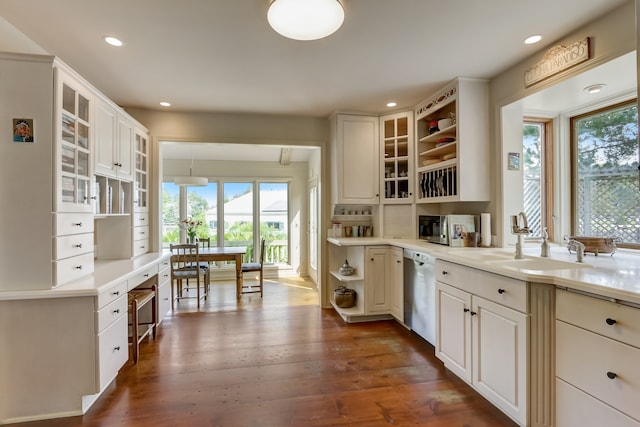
[418,214,478,246]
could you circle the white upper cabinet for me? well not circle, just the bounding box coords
[330,114,380,205]
[94,96,134,181]
[415,78,490,203]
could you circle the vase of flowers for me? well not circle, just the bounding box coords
[181,217,203,244]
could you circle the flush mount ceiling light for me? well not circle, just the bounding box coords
[159,101,171,107]
[584,84,606,94]
[174,144,208,186]
[386,102,397,108]
[267,0,345,41]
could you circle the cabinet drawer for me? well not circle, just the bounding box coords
[158,281,171,322]
[134,225,149,241]
[54,252,94,286]
[436,260,527,312]
[54,233,94,260]
[556,320,640,421]
[54,212,95,235]
[97,295,127,333]
[97,280,128,309]
[128,265,157,291]
[133,213,148,228]
[556,289,640,348]
[556,378,640,427]
[97,315,128,391]
[158,265,171,286]
[133,239,150,257]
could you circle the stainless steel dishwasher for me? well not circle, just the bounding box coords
[403,249,436,345]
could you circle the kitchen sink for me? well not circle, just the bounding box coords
[487,257,592,271]
[451,250,516,262]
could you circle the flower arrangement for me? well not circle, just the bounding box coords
[181,217,203,242]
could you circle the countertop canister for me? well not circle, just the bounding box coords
[481,213,491,247]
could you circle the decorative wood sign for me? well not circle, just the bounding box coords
[524,37,591,87]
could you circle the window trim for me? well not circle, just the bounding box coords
[569,98,639,249]
[523,117,555,240]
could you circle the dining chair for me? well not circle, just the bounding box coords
[170,243,209,308]
[241,238,265,297]
[197,237,211,293]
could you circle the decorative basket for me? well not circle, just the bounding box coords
[334,286,356,308]
[567,236,620,255]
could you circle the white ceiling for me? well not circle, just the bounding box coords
[0,0,633,162]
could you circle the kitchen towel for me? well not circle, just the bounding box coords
[481,213,491,247]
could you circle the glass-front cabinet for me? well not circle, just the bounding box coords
[380,111,413,203]
[134,129,149,212]
[55,70,93,213]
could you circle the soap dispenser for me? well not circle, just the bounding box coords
[540,227,550,258]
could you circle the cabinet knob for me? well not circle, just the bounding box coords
[144,273,150,277]
[74,222,82,227]
[442,271,448,275]
[75,244,83,248]
[463,308,470,313]
[497,288,505,294]
[114,346,121,351]
[113,309,120,314]
[605,318,617,325]
[606,371,617,380]
[75,265,83,270]
[371,258,374,261]
[470,311,477,316]
[397,260,401,263]
[113,291,120,296]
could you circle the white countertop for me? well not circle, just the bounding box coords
[328,237,640,305]
[0,252,171,301]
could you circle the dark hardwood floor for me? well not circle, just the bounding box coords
[12,277,517,427]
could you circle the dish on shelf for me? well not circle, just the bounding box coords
[436,137,455,143]
[442,153,456,161]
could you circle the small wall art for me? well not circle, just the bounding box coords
[13,118,34,143]
[508,152,520,170]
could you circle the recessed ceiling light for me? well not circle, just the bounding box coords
[524,35,542,45]
[387,102,397,108]
[584,84,606,94]
[160,101,171,107]
[104,36,123,47]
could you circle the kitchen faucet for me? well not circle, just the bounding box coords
[511,212,530,259]
[567,239,585,263]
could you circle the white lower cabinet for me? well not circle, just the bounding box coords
[555,289,640,426]
[157,260,172,323]
[389,247,403,321]
[97,315,128,390]
[435,260,535,426]
[327,243,402,322]
[365,246,391,314]
[95,280,129,391]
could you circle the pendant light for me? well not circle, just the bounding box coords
[174,144,208,187]
[267,0,344,41]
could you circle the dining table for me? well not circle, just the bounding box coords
[169,246,247,299]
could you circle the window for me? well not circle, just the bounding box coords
[162,180,290,264]
[571,100,639,246]
[523,119,553,238]
[259,183,289,264]
[161,182,217,248]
